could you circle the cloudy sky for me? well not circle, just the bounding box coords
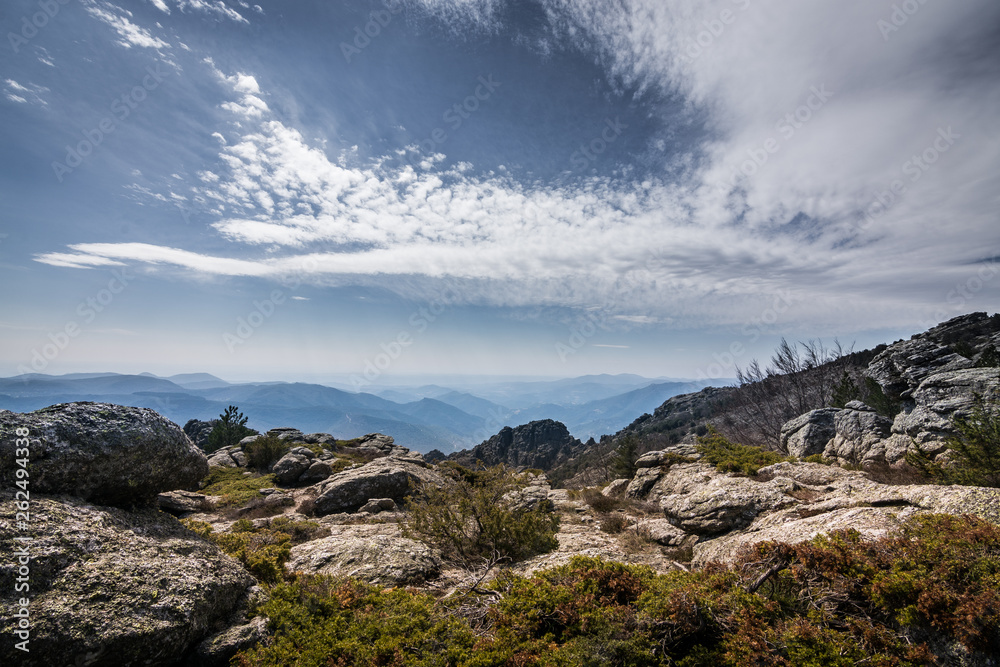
[1,0,998,384]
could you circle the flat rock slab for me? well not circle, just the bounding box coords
[288,534,442,585]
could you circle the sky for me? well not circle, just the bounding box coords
[1,0,998,385]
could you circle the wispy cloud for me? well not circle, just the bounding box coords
[84,1,171,49]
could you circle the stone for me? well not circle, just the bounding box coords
[303,433,336,446]
[298,460,334,485]
[207,449,238,468]
[189,616,268,667]
[267,427,306,442]
[602,478,630,497]
[271,452,312,486]
[0,402,208,507]
[823,406,893,465]
[629,519,692,547]
[658,464,795,535]
[359,498,397,514]
[893,368,1000,444]
[157,490,212,516]
[0,496,256,666]
[313,457,446,515]
[624,466,665,500]
[287,535,442,585]
[780,408,838,457]
[184,419,219,449]
[238,434,261,447]
[449,420,585,471]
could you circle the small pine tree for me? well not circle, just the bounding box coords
[205,405,257,453]
[609,435,640,480]
[862,377,900,419]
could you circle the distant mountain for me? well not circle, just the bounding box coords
[0,372,728,455]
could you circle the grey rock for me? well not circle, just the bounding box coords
[0,402,208,507]
[303,433,336,445]
[238,434,261,447]
[313,457,445,515]
[359,497,397,514]
[190,616,268,667]
[0,496,256,667]
[267,427,306,442]
[625,467,665,500]
[157,490,212,516]
[298,460,333,485]
[867,312,994,398]
[629,518,692,547]
[230,450,248,467]
[893,368,1000,444]
[184,418,219,450]
[288,535,442,585]
[271,452,312,486]
[207,449,238,468]
[658,464,795,535]
[823,406,893,465]
[780,408,838,457]
[449,420,585,471]
[602,478,630,497]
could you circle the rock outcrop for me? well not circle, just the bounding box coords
[0,402,208,507]
[451,419,585,471]
[313,457,445,515]
[0,497,257,667]
[779,408,838,457]
[184,418,219,449]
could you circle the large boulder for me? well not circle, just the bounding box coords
[780,408,838,457]
[271,448,315,486]
[0,496,257,666]
[0,403,208,507]
[822,402,894,465]
[893,368,1000,445]
[657,464,795,535]
[288,534,441,585]
[313,457,445,515]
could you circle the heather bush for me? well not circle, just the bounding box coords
[404,463,559,566]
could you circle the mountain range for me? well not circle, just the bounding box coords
[0,372,723,453]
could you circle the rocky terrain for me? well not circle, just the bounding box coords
[1,313,999,665]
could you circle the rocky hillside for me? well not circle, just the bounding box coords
[443,418,586,471]
[553,312,1000,485]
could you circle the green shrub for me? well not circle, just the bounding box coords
[245,435,289,471]
[908,393,1000,487]
[403,464,559,567]
[200,467,277,507]
[181,515,323,584]
[696,428,788,476]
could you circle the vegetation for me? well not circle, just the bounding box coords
[403,463,559,567]
[200,467,278,507]
[205,405,257,453]
[234,514,1000,666]
[182,515,328,584]
[245,434,289,471]
[609,434,640,480]
[908,393,1000,487]
[696,428,788,476]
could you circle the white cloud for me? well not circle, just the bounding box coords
[149,0,170,13]
[84,2,170,49]
[4,79,48,106]
[177,0,248,23]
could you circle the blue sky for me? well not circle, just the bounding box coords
[1,0,998,384]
